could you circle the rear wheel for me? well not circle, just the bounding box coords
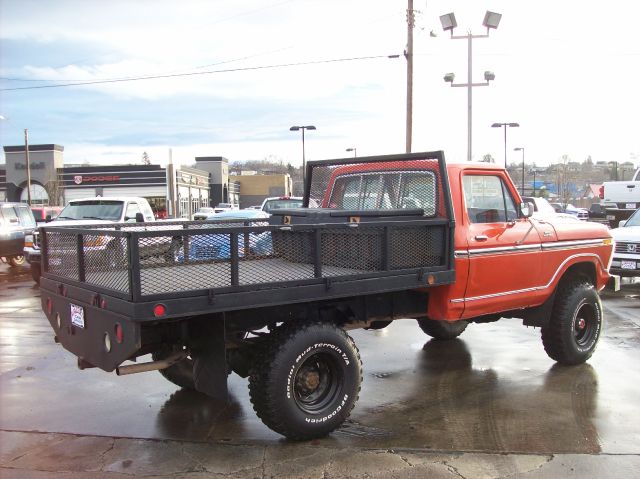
[31,263,41,284]
[152,347,195,390]
[417,318,469,340]
[249,321,362,440]
[541,281,602,365]
[9,255,26,267]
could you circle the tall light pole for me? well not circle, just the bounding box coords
[492,122,519,168]
[405,0,415,153]
[346,147,357,158]
[514,147,525,194]
[289,125,316,185]
[441,10,501,162]
[24,128,32,205]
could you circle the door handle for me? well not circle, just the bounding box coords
[474,235,488,241]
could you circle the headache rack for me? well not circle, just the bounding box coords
[40,151,455,317]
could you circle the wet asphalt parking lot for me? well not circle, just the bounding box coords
[1,262,639,478]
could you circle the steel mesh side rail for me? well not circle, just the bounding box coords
[42,218,451,302]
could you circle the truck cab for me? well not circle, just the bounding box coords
[435,163,611,322]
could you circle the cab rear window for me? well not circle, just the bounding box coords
[329,171,436,216]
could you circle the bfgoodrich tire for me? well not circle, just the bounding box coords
[417,318,469,340]
[542,282,603,365]
[248,322,362,440]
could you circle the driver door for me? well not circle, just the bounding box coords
[462,172,542,318]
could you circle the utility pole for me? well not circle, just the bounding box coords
[24,129,32,205]
[405,0,415,153]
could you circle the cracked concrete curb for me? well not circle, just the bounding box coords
[2,430,640,478]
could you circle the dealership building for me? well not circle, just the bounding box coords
[1,144,292,217]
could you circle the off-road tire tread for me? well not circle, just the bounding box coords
[248,321,362,440]
[541,281,601,365]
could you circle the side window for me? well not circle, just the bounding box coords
[1,206,19,225]
[125,202,142,222]
[16,206,36,228]
[501,181,518,221]
[463,175,518,224]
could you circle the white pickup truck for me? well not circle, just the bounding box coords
[25,197,162,284]
[600,168,640,227]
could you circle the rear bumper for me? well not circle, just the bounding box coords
[40,290,142,372]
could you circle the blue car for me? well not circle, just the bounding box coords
[178,209,272,261]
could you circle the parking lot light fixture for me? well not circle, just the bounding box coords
[439,13,457,32]
[492,122,520,168]
[442,10,501,162]
[482,11,502,30]
[514,147,525,194]
[346,148,357,158]
[289,125,316,185]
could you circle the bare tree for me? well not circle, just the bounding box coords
[142,151,150,165]
[556,154,573,205]
[44,173,64,206]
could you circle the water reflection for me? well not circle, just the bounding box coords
[155,388,244,441]
[366,339,600,453]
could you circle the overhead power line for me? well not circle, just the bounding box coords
[0,54,401,92]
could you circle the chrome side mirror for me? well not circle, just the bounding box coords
[520,201,534,218]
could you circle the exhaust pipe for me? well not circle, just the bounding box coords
[116,351,187,376]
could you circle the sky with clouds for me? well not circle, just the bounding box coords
[1,0,639,169]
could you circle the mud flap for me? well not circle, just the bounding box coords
[191,317,228,402]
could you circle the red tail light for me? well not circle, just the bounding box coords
[599,185,604,199]
[114,323,124,343]
[153,304,167,317]
[46,298,53,315]
[100,298,107,309]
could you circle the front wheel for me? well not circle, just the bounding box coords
[542,282,603,365]
[9,255,26,267]
[249,322,362,440]
[417,318,469,340]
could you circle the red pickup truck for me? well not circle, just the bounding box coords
[38,151,613,440]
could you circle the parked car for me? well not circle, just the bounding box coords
[609,208,640,277]
[179,209,272,261]
[214,203,239,213]
[192,207,214,220]
[521,196,557,217]
[0,202,36,267]
[260,196,303,214]
[549,202,565,213]
[25,196,167,284]
[564,204,589,221]
[588,203,607,219]
[30,206,62,223]
[520,197,580,222]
